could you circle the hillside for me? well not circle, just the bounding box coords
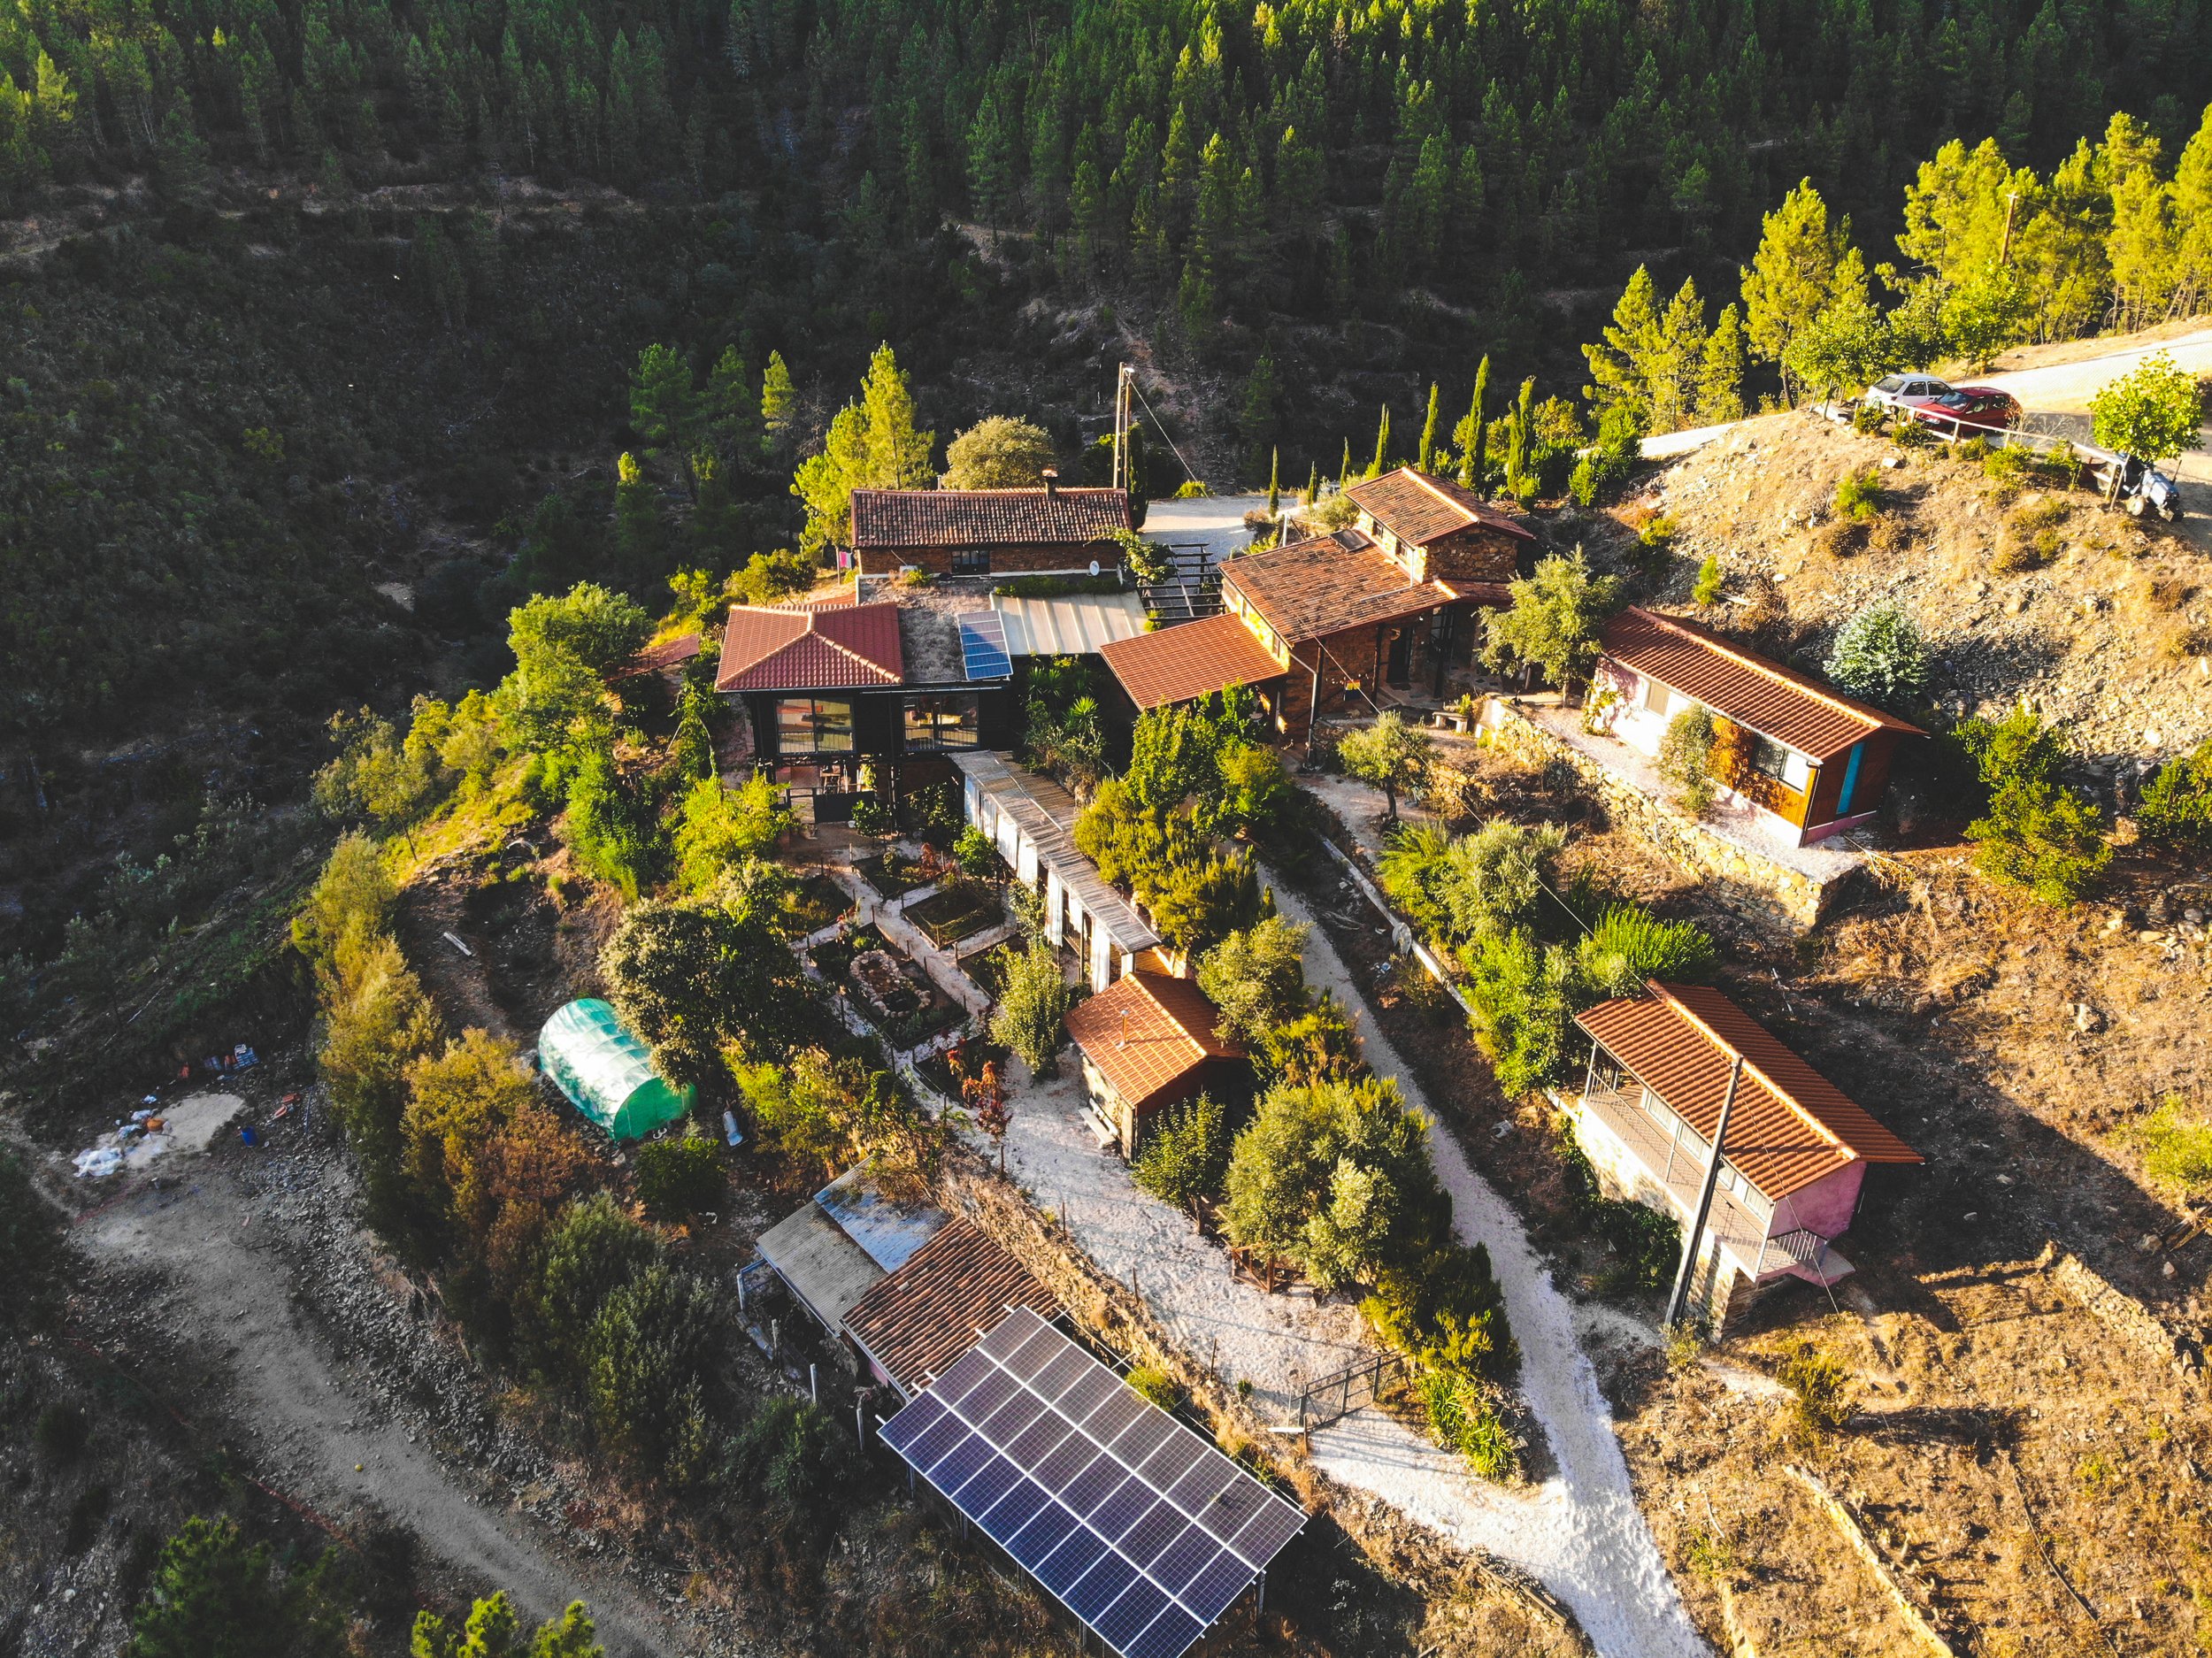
[1627,411,2212,780]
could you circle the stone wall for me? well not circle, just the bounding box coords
[1478,697,1848,932]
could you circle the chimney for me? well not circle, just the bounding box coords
[1041,466,1060,499]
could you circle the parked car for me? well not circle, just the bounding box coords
[1861,372,1955,415]
[2090,454,2185,521]
[1898,385,2024,434]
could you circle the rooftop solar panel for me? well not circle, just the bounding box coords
[877,1307,1305,1658]
[957,611,1013,682]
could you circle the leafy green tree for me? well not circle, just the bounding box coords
[636,1136,726,1220]
[1336,711,1433,820]
[128,1517,343,1658]
[672,774,792,891]
[630,343,699,454]
[564,738,654,900]
[1146,846,1263,958]
[292,832,396,975]
[2090,350,2204,464]
[1824,603,1930,708]
[319,933,443,1235]
[531,1192,664,1379]
[1131,1094,1232,1218]
[603,897,811,1084]
[1957,710,2110,904]
[1740,180,1868,397]
[941,416,1056,487]
[1432,818,1567,943]
[1481,550,1623,688]
[990,940,1076,1074]
[510,585,652,678]
[1195,915,1310,1048]
[2137,740,2212,856]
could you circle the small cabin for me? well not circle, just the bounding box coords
[1063,972,1248,1155]
[848,474,1133,579]
[1591,607,1924,846]
[1570,981,1922,1330]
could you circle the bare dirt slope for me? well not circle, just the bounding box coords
[1631,411,2212,770]
[79,1119,740,1658]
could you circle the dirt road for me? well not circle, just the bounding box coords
[78,1117,729,1657]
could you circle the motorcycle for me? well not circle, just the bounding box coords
[2091,454,2184,521]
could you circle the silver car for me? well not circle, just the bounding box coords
[1862,372,1953,415]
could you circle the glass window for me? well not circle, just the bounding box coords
[1747,732,1793,781]
[902,692,980,750]
[950,548,990,575]
[775,697,855,753]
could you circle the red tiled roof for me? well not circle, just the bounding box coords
[1224,531,1458,642]
[841,1217,1058,1393]
[1346,467,1537,545]
[1600,607,1924,762]
[714,601,904,692]
[850,487,1133,549]
[1098,612,1286,710]
[1064,972,1244,1115]
[1576,982,1921,1203]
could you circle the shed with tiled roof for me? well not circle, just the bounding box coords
[1592,607,1924,848]
[1344,467,1534,586]
[849,479,1133,578]
[1064,971,1248,1156]
[840,1217,1059,1398]
[1567,981,1921,1328]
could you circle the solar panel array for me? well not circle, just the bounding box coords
[879,1307,1303,1658]
[957,610,1014,682]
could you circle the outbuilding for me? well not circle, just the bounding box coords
[537,999,691,1141]
[1063,971,1247,1155]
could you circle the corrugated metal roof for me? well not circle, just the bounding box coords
[1064,972,1244,1114]
[1575,982,1922,1203]
[995,592,1150,656]
[953,751,1160,953]
[841,1218,1058,1395]
[851,486,1133,549]
[1600,607,1923,762]
[757,1201,886,1332]
[1098,612,1287,710]
[1345,466,1536,546]
[813,1166,949,1271]
[715,601,905,692]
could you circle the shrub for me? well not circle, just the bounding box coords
[1777,1345,1855,1442]
[1555,1118,1683,1290]
[672,775,791,891]
[1889,416,1932,449]
[635,1136,725,1221]
[990,941,1076,1075]
[35,1402,88,1460]
[849,795,895,837]
[585,1262,723,1481]
[1132,1094,1233,1217]
[1417,1370,1518,1481]
[410,1593,602,1658]
[1658,705,1717,817]
[531,1193,664,1381]
[1195,917,1310,1048]
[0,1151,61,1331]
[1690,554,1724,609]
[2140,1096,2212,1194]
[1574,905,1717,998]
[1850,402,1886,434]
[1462,930,1575,1096]
[1363,1241,1515,1380]
[1824,602,1930,708]
[726,1393,864,1543]
[1832,468,1882,523]
[1125,1365,1184,1412]
[1955,710,2109,904]
[1982,442,2032,486]
[2137,740,2212,856]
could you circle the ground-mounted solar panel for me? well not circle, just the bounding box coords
[876,1307,1306,1658]
[957,611,1013,682]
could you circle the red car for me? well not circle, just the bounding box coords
[1890,380,2023,434]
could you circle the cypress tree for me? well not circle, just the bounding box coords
[1338,438,1350,491]
[1367,406,1391,479]
[1417,382,1440,472]
[1266,447,1279,515]
[1304,462,1318,506]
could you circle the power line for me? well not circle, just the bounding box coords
[1127,376,1203,489]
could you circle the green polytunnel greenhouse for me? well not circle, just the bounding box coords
[538,998,693,1140]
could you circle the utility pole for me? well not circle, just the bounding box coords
[2000,189,2022,266]
[1666,1055,1744,1332]
[1111,364,1133,490]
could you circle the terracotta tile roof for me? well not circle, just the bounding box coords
[610,632,702,679]
[1098,612,1286,710]
[714,600,904,692]
[850,487,1133,549]
[1576,982,1921,1203]
[841,1217,1058,1394]
[1224,531,1458,642]
[1064,971,1244,1115]
[1346,467,1537,545]
[1600,607,1923,762]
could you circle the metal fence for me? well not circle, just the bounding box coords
[1297,1349,1409,1432]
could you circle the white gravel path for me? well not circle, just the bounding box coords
[1269,879,1710,1658]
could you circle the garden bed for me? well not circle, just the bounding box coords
[810,923,968,1050]
[915,1033,1011,1104]
[957,939,1020,1002]
[856,848,941,900]
[903,883,1002,948]
[781,872,854,936]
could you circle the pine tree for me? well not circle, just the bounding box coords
[760,351,795,456]
[2176,105,2212,321]
[1740,179,1867,397]
[1367,406,1391,479]
[1699,304,1747,422]
[631,344,698,455]
[702,347,758,460]
[613,453,668,593]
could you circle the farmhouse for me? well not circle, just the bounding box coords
[849,472,1133,578]
[1590,606,1924,846]
[1064,971,1247,1156]
[1342,465,1535,587]
[1569,981,1922,1329]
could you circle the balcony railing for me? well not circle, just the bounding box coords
[1578,1083,1786,1278]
